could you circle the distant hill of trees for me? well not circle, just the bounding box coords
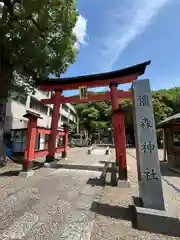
[74,87,180,141]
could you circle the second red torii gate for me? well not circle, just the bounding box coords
[36,60,151,182]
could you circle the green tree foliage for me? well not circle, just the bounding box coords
[74,101,111,135]
[152,92,173,123]
[1,0,78,82]
[0,0,78,166]
[75,87,180,143]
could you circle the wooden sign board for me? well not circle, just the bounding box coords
[79,86,88,99]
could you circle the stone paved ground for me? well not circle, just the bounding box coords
[1,147,180,239]
[90,148,180,240]
[0,148,86,200]
[0,147,113,240]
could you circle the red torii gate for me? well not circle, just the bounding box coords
[37,61,151,181]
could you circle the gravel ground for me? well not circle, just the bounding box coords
[90,149,180,240]
[0,147,86,199]
[0,147,112,240]
[1,147,180,239]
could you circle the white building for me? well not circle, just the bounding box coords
[5,87,77,132]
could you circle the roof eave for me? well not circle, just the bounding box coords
[36,60,151,86]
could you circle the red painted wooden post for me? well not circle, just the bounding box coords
[23,111,42,171]
[113,111,122,171]
[47,89,62,162]
[109,82,128,180]
[109,82,120,166]
[115,110,127,180]
[62,124,68,159]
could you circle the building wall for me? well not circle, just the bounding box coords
[5,88,77,132]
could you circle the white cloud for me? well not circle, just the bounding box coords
[73,15,87,49]
[99,0,172,71]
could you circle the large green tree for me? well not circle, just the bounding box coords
[0,0,78,166]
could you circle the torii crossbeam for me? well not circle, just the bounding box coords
[41,91,132,105]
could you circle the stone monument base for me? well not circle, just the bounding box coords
[130,196,180,237]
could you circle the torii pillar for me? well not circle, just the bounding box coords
[114,107,128,181]
[109,82,119,163]
[109,83,128,184]
[46,88,62,162]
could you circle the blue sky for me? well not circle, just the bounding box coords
[63,0,180,96]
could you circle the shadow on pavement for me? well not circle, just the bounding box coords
[0,170,20,176]
[0,165,41,177]
[87,162,117,187]
[91,201,132,221]
[132,196,144,207]
[87,177,105,187]
[163,177,180,194]
[91,201,179,237]
[160,161,180,177]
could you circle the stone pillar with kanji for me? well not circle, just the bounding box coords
[132,79,165,210]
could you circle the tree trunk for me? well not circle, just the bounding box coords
[0,98,8,167]
[0,71,12,167]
